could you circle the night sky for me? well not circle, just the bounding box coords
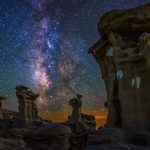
[0,0,149,125]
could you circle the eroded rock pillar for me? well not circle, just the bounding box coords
[69,94,83,123]
[89,4,150,137]
[16,86,39,121]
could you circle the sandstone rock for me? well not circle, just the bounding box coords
[68,95,96,131]
[23,124,71,150]
[98,4,150,40]
[16,86,39,121]
[89,3,150,139]
[69,95,82,123]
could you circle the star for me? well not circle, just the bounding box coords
[0,0,149,126]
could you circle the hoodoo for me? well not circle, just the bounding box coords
[89,4,150,137]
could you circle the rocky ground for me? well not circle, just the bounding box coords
[0,125,150,150]
[85,144,150,150]
[84,127,150,150]
[0,138,29,150]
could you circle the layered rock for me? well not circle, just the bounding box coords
[23,124,71,150]
[68,94,83,123]
[68,95,96,131]
[16,86,39,121]
[89,4,150,138]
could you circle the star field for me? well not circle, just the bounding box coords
[0,0,149,124]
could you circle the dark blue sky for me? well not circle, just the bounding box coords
[0,0,149,120]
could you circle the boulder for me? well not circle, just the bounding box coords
[0,138,29,150]
[24,123,71,150]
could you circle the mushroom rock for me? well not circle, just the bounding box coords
[89,3,150,140]
[69,97,82,123]
[98,4,150,40]
[16,86,39,122]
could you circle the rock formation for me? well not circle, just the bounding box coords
[16,86,39,121]
[85,127,150,150]
[0,96,6,119]
[89,4,150,138]
[69,94,82,123]
[68,94,96,131]
[24,124,71,150]
[0,138,29,150]
[81,113,96,132]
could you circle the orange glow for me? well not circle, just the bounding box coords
[95,115,106,119]
[40,110,107,129]
[95,114,107,128]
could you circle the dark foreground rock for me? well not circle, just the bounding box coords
[85,143,150,150]
[23,123,71,150]
[0,138,29,150]
[85,127,150,150]
[87,127,125,145]
[84,128,150,150]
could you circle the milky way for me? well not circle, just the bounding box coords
[28,0,52,106]
[0,0,150,126]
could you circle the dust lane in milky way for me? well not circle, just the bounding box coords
[28,0,52,106]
